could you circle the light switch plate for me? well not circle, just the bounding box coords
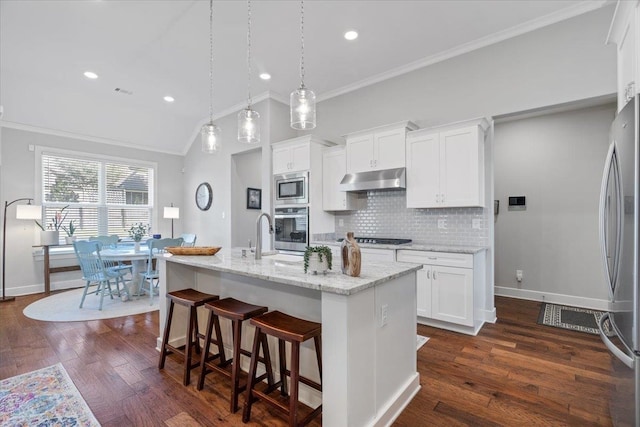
[338,219,344,227]
[472,219,481,229]
[437,218,447,229]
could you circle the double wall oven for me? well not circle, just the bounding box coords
[273,172,309,253]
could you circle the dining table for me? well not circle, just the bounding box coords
[100,245,153,296]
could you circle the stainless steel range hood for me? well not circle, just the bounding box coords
[339,168,406,192]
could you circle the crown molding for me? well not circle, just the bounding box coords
[0,120,181,155]
[317,0,611,103]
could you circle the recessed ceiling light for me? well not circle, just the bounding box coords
[344,30,358,41]
[163,95,175,103]
[259,73,271,80]
[83,71,98,79]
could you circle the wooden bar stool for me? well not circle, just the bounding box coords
[158,288,219,386]
[197,297,275,413]
[242,311,322,427]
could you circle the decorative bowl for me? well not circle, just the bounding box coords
[165,246,222,256]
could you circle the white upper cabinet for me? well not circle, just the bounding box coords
[406,118,489,208]
[322,146,357,211]
[345,121,418,174]
[608,0,640,111]
[273,141,311,174]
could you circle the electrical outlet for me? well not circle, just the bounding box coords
[472,219,481,229]
[380,304,388,327]
[437,218,447,229]
[516,270,523,282]
[338,218,344,227]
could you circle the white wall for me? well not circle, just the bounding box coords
[182,99,296,250]
[493,103,616,308]
[0,127,183,296]
[231,148,262,248]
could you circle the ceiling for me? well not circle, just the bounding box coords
[0,0,609,155]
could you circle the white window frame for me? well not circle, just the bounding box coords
[35,146,158,247]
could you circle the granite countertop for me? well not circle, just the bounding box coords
[161,248,422,296]
[312,240,487,254]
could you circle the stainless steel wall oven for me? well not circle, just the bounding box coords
[274,206,308,253]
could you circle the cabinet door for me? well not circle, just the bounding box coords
[273,146,292,175]
[375,128,406,170]
[416,267,432,318]
[431,266,473,326]
[290,143,310,172]
[440,126,484,207]
[323,149,347,211]
[406,133,440,208]
[346,134,375,173]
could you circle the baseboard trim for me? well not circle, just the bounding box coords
[495,286,610,311]
[417,317,483,336]
[371,373,420,427]
[7,279,85,296]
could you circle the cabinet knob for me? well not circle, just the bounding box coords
[426,270,431,279]
[441,193,445,203]
[433,271,437,280]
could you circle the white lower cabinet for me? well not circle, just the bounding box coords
[397,250,476,328]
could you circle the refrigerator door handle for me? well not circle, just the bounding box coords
[599,313,635,369]
[598,141,622,298]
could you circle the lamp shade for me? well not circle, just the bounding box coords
[163,206,180,219]
[16,204,42,220]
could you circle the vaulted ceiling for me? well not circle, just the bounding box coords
[0,0,609,155]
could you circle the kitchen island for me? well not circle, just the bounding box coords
[157,249,421,427]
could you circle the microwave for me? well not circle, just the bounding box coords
[274,172,308,205]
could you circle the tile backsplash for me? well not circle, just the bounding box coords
[334,189,489,246]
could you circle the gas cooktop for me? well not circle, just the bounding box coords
[336,237,412,245]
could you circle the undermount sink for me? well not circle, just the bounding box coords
[262,253,304,264]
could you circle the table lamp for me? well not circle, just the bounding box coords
[163,204,179,239]
[2,198,41,302]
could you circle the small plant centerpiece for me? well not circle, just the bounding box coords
[35,205,69,246]
[303,245,333,275]
[128,223,149,251]
[62,220,77,244]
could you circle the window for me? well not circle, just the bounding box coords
[38,149,155,243]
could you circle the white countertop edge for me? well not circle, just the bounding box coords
[163,254,422,296]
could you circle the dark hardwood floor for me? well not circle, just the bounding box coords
[0,294,619,426]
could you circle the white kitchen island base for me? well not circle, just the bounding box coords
[158,251,420,427]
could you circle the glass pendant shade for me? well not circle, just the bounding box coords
[201,122,221,153]
[290,86,316,130]
[237,108,260,144]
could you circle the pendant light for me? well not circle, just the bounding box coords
[202,0,221,153]
[290,0,316,130]
[238,0,260,144]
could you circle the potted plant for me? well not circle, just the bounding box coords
[62,220,77,244]
[303,245,333,275]
[128,223,149,251]
[35,205,69,246]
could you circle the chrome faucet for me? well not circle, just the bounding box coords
[255,212,274,260]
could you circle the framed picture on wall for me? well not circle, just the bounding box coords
[247,188,262,210]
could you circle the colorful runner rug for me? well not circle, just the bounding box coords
[0,363,100,426]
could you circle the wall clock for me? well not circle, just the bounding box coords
[195,182,213,211]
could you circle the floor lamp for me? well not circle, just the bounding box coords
[163,204,179,239]
[1,198,41,303]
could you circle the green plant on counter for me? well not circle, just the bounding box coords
[303,245,333,273]
[61,220,76,237]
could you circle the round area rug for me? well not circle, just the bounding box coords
[23,287,159,322]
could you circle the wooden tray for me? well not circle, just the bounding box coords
[165,246,221,256]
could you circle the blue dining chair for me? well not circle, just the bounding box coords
[180,233,197,247]
[90,235,133,278]
[73,240,129,310]
[140,237,183,305]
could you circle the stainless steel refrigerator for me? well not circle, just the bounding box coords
[599,94,640,427]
